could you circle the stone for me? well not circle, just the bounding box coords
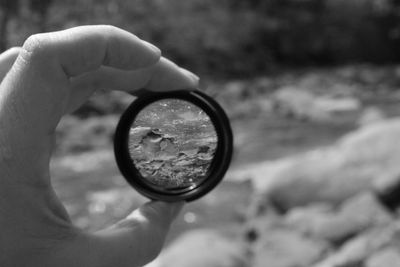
[230,118,400,212]
[272,86,331,121]
[271,86,360,122]
[313,222,400,267]
[286,192,393,244]
[146,230,250,267]
[373,169,400,211]
[252,226,329,267]
[358,107,386,126]
[313,96,361,117]
[365,248,400,267]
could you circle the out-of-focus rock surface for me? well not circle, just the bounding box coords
[52,66,400,267]
[313,223,400,267]
[251,226,329,267]
[230,118,400,212]
[145,230,250,267]
[271,86,361,122]
[365,248,400,267]
[358,106,386,126]
[148,114,400,267]
[285,192,393,244]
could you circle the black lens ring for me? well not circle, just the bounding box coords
[114,89,233,202]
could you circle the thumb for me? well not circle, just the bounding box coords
[87,201,184,267]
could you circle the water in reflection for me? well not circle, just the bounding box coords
[128,99,217,190]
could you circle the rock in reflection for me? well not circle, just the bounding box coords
[128,99,217,190]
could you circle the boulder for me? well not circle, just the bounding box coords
[373,169,400,211]
[230,118,400,212]
[146,229,249,267]
[285,192,393,244]
[271,86,360,122]
[358,106,386,126]
[365,248,400,267]
[313,222,400,267]
[252,226,329,267]
[272,87,330,121]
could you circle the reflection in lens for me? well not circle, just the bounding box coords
[128,99,217,191]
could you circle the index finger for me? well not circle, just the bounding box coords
[1,25,161,133]
[0,26,162,178]
[21,25,161,78]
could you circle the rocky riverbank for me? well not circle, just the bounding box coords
[147,118,400,267]
[51,65,400,266]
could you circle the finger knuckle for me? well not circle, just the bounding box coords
[101,24,120,35]
[21,33,51,60]
[100,25,139,68]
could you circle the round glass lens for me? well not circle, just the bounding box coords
[128,99,217,191]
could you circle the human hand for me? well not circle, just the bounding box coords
[0,25,199,267]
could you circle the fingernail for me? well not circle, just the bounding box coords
[142,40,161,55]
[180,68,200,82]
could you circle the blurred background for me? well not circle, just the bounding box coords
[3,0,400,266]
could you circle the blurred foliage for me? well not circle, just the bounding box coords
[0,0,400,77]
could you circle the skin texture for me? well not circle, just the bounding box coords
[0,25,199,267]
